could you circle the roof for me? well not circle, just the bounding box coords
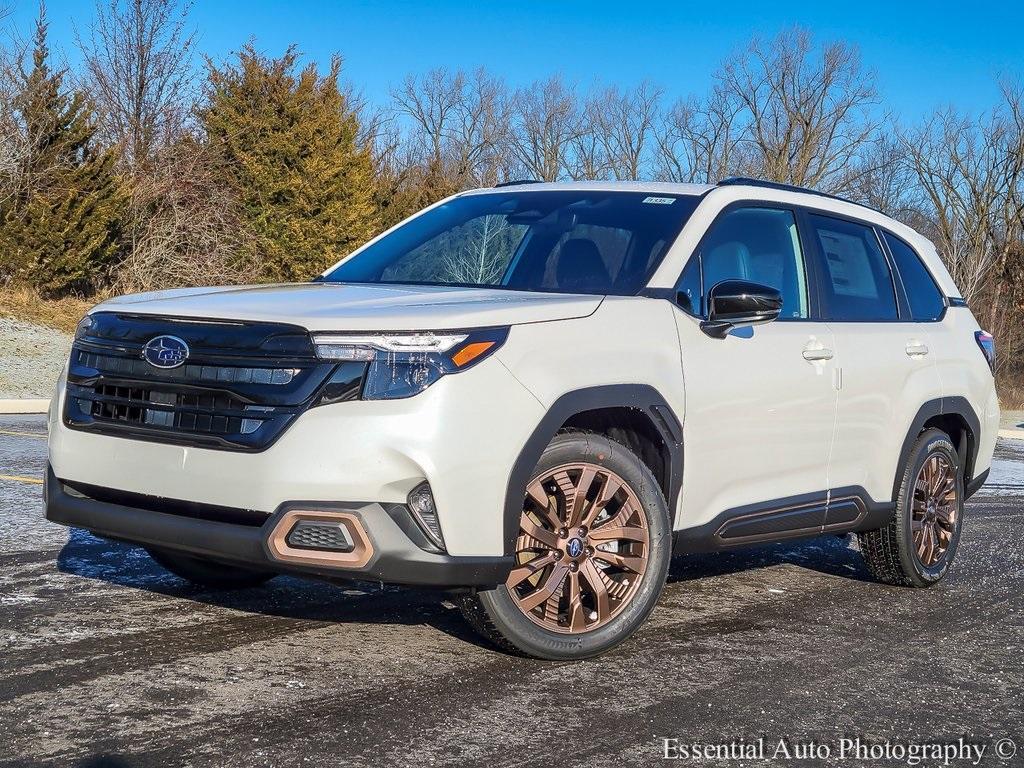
[463,180,715,196]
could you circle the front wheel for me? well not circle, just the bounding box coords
[147,548,275,589]
[858,428,963,588]
[461,431,672,659]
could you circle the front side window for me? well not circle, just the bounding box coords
[884,232,945,321]
[323,191,700,295]
[808,214,898,322]
[675,206,808,319]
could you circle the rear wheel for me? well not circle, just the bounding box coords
[147,548,275,589]
[858,428,963,587]
[461,431,671,659]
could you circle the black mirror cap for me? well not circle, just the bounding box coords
[701,280,783,338]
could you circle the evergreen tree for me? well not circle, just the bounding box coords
[200,46,378,282]
[0,8,124,297]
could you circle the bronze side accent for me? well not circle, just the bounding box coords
[912,453,958,568]
[266,509,374,569]
[508,462,650,634]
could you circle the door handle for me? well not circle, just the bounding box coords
[802,347,834,361]
[906,342,929,357]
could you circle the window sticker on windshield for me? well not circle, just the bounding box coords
[642,196,676,205]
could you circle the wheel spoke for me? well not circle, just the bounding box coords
[588,525,647,543]
[566,572,586,631]
[526,480,562,530]
[581,559,611,622]
[517,563,569,612]
[581,474,622,529]
[566,466,598,528]
[507,552,557,588]
[593,549,646,573]
[520,518,560,550]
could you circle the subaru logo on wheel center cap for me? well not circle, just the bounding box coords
[142,335,190,369]
[566,537,584,558]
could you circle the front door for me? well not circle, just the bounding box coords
[673,205,838,534]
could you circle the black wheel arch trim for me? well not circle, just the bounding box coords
[893,397,981,500]
[502,384,683,555]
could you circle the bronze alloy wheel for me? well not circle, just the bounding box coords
[507,462,650,634]
[912,452,959,568]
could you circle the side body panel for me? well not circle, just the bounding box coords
[928,307,999,479]
[494,297,687,518]
[825,321,943,501]
[673,314,838,530]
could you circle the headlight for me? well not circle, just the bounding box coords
[74,314,95,340]
[311,328,508,400]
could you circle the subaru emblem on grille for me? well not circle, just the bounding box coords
[142,335,190,369]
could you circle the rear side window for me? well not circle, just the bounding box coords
[808,214,898,321]
[883,233,945,321]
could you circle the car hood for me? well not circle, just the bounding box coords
[93,282,603,331]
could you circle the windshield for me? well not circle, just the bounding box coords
[321,190,701,295]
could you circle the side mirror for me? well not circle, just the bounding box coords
[701,279,782,339]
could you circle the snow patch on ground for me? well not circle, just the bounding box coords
[979,456,1024,495]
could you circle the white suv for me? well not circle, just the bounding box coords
[46,178,999,659]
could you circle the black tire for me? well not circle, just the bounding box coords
[858,428,964,588]
[461,431,672,660]
[147,548,275,589]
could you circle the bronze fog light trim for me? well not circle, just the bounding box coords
[267,509,374,569]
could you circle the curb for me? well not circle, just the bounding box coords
[998,428,1024,441]
[0,399,50,414]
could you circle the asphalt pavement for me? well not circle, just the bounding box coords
[1,414,1022,767]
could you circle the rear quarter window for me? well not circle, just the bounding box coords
[883,232,945,321]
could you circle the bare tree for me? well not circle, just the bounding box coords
[568,108,606,181]
[843,131,926,223]
[392,67,510,193]
[717,27,881,192]
[440,215,517,284]
[653,87,746,183]
[903,84,1024,310]
[113,140,261,293]
[0,3,27,207]
[77,0,196,174]
[506,75,580,181]
[589,81,662,180]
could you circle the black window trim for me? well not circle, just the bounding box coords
[876,227,950,323]
[801,208,908,324]
[658,198,961,325]
[667,199,820,322]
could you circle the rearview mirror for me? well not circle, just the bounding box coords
[700,280,782,339]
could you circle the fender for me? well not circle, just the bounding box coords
[501,384,683,555]
[893,396,981,500]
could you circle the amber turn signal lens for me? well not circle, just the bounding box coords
[450,341,495,368]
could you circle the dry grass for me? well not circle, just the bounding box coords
[997,375,1024,411]
[0,285,99,334]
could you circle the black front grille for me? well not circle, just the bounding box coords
[73,383,263,436]
[63,312,352,451]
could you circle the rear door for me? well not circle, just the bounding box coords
[803,212,942,516]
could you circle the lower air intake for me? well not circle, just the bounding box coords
[285,520,355,552]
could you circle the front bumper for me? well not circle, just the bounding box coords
[45,468,513,588]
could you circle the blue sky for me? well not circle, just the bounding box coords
[6,0,1024,120]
